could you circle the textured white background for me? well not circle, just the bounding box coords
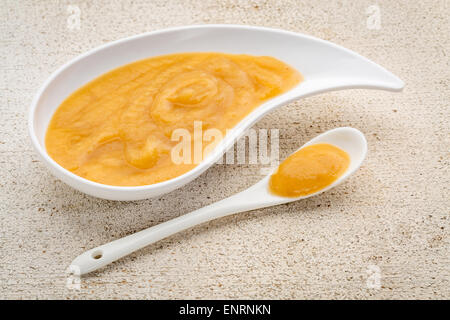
[0,0,449,299]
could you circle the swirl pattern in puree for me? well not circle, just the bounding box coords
[46,53,302,186]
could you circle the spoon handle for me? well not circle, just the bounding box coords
[71,182,281,275]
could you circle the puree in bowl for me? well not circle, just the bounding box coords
[45,53,302,186]
[269,143,350,197]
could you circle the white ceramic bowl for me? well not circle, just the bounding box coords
[29,25,403,200]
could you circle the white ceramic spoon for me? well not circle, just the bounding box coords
[30,25,402,200]
[71,127,367,275]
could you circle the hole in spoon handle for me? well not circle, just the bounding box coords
[91,250,103,260]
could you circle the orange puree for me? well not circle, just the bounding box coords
[45,53,302,186]
[269,143,350,197]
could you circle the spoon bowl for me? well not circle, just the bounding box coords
[29,25,399,200]
[216,126,368,210]
[71,127,367,275]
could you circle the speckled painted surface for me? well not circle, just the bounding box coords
[0,0,449,299]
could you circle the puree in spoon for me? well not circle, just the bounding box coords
[269,143,350,197]
[46,53,301,186]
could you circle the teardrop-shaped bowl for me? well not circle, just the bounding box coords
[29,25,403,200]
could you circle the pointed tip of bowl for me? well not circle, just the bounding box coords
[386,75,405,92]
